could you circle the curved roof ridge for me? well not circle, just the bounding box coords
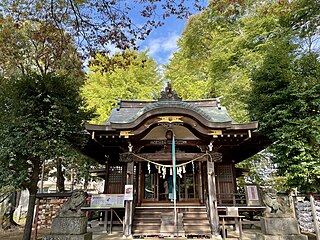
[125,100,232,123]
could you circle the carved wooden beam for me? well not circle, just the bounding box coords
[132,152,207,162]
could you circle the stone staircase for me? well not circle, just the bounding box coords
[132,206,211,238]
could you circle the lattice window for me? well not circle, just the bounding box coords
[109,166,126,183]
[216,165,233,182]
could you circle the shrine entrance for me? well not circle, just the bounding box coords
[84,84,270,237]
[141,161,202,204]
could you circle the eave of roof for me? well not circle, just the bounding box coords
[85,85,258,132]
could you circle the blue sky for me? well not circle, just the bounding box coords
[136,1,207,65]
[139,16,187,65]
[106,1,206,66]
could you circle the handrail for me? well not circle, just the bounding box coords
[216,193,247,206]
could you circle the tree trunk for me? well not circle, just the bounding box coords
[9,191,20,226]
[56,157,65,192]
[22,158,40,240]
[0,194,11,230]
[83,175,89,191]
[0,191,20,230]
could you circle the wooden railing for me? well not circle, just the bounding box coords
[216,193,247,206]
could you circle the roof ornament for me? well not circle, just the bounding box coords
[216,96,223,110]
[159,82,182,101]
[116,98,121,111]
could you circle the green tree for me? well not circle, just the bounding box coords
[0,16,87,231]
[165,0,275,122]
[167,0,320,191]
[82,50,162,123]
[247,0,320,191]
[165,12,212,100]
[0,0,205,54]
[0,73,92,240]
[249,44,320,191]
[0,16,83,81]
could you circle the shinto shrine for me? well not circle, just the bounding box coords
[84,84,269,238]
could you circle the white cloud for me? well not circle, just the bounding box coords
[143,32,180,64]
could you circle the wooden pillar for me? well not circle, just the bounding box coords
[137,162,142,206]
[124,161,134,237]
[207,160,220,236]
[198,161,203,203]
[104,160,109,193]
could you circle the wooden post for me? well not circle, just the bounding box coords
[137,162,142,205]
[124,161,134,237]
[207,160,220,236]
[198,161,203,203]
[310,194,320,240]
[104,160,109,193]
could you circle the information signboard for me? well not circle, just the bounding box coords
[245,185,261,206]
[124,185,133,201]
[90,194,124,208]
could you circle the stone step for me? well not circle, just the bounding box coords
[256,232,308,240]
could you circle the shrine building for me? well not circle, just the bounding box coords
[84,84,269,238]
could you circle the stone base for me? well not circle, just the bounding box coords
[260,217,300,235]
[51,217,87,235]
[210,235,222,240]
[43,232,92,240]
[256,232,307,240]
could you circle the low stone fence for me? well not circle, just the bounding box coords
[295,194,320,238]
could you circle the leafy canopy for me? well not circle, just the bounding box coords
[0,16,83,80]
[167,0,320,191]
[81,49,162,123]
[0,73,92,189]
[0,0,205,54]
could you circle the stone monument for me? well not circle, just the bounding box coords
[43,190,92,240]
[256,189,307,240]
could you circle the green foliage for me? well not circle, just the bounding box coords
[164,12,212,100]
[165,0,286,122]
[0,16,84,81]
[0,73,92,189]
[81,50,162,123]
[249,43,320,191]
[237,151,287,191]
[168,0,320,191]
[0,0,205,54]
